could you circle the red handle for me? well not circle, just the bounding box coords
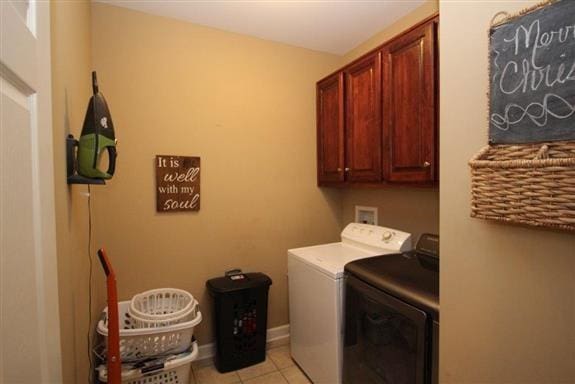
[97,248,121,384]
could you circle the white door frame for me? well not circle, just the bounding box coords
[1,0,62,382]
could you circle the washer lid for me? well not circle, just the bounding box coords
[288,242,387,279]
[345,252,439,320]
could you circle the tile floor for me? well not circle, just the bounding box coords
[191,345,311,384]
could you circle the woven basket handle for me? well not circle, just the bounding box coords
[534,144,549,160]
[490,11,511,27]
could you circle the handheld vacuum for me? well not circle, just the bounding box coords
[67,71,117,184]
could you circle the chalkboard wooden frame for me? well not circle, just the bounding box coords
[488,0,575,144]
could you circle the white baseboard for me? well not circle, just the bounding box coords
[197,324,290,362]
[266,324,290,349]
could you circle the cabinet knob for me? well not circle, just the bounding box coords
[344,167,350,172]
[423,161,431,168]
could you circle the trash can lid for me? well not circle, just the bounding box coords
[206,272,272,294]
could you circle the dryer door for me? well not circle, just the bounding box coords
[343,274,429,384]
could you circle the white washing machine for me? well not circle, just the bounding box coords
[288,223,411,384]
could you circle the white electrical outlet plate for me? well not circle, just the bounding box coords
[355,205,378,225]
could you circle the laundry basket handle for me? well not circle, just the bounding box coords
[141,361,166,374]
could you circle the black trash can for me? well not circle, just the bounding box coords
[206,271,272,373]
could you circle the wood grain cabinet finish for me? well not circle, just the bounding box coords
[345,52,382,182]
[383,21,437,183]
[316,16,438,187]
[317,72,344,183]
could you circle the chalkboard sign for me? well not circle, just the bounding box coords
[156,155,200,212]
[489,0,575,144]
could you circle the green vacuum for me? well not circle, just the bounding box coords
[76,71,117,180]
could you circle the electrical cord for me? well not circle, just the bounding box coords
[87,184,94,384]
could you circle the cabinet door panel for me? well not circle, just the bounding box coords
[345,53,382,182]
[383,22,436,182]
[317,73,344,184]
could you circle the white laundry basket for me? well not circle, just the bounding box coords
[97,341,198,384]
[129,288,195,327]
[97,301,202,361]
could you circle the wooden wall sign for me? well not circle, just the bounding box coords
[489,0,575,144]
[155,155,200,212]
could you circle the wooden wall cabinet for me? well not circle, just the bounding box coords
[345,52,382,182]
[317,73,344,183]
[316,16,438,187]
[383,21,436,183]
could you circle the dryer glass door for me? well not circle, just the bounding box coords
[343,274,428,384]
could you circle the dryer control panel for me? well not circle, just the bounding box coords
[341,223,412,253]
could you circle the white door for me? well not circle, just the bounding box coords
[1,1,62,383]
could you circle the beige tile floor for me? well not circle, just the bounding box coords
[191,345,311,384]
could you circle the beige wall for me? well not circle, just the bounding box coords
[338,0,439,240]
[90,3,342,344]
[341,0,438,64]
[440,1,575,382]
[51,1,101,382]
[341,188,439,241]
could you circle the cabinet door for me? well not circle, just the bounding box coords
[317,72,344,184]
[383,21,436,182]
[345,53,382,182]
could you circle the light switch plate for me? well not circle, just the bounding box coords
[355,205,378,225]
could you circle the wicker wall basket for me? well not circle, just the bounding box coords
[469,141,575,231]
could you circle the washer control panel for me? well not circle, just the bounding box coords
[341,223,411,252]
[382,231,393,241]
